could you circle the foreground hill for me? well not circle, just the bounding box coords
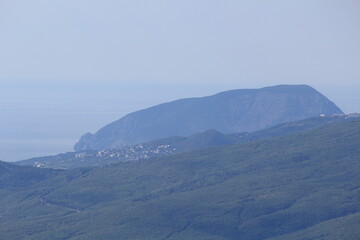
[17,114,356,169]
[74,85,343,151]
[1,120,359,239]
[0,161,61,188]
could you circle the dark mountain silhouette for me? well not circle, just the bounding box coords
[74,85,343,151]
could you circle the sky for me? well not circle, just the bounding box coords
[0,0,360,161]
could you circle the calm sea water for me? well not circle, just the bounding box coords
[0,138,77,162]
[0,112,120,162]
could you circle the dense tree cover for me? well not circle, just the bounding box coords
[1,120,359,239]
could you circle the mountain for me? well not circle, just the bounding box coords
[17,114,356,169]
[74,84,343,151]
[2,120,360,239]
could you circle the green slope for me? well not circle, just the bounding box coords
[268,212,360,240]
[0,161,62,189]
[1,120,360,239]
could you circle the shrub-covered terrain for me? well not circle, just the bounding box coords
[1,120,360,239]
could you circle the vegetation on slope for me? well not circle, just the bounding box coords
[0,120,359,239]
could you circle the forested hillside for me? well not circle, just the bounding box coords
[1,120,359,239]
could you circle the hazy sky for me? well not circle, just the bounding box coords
[1,0,360,161]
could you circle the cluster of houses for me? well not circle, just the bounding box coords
[75,143,178,163]
[320,113,360,118]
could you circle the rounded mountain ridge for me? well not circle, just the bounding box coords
[74,84,343,151]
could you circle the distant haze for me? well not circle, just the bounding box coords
[0,0,359,161]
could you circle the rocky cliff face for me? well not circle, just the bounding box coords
[74,85,343,151]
